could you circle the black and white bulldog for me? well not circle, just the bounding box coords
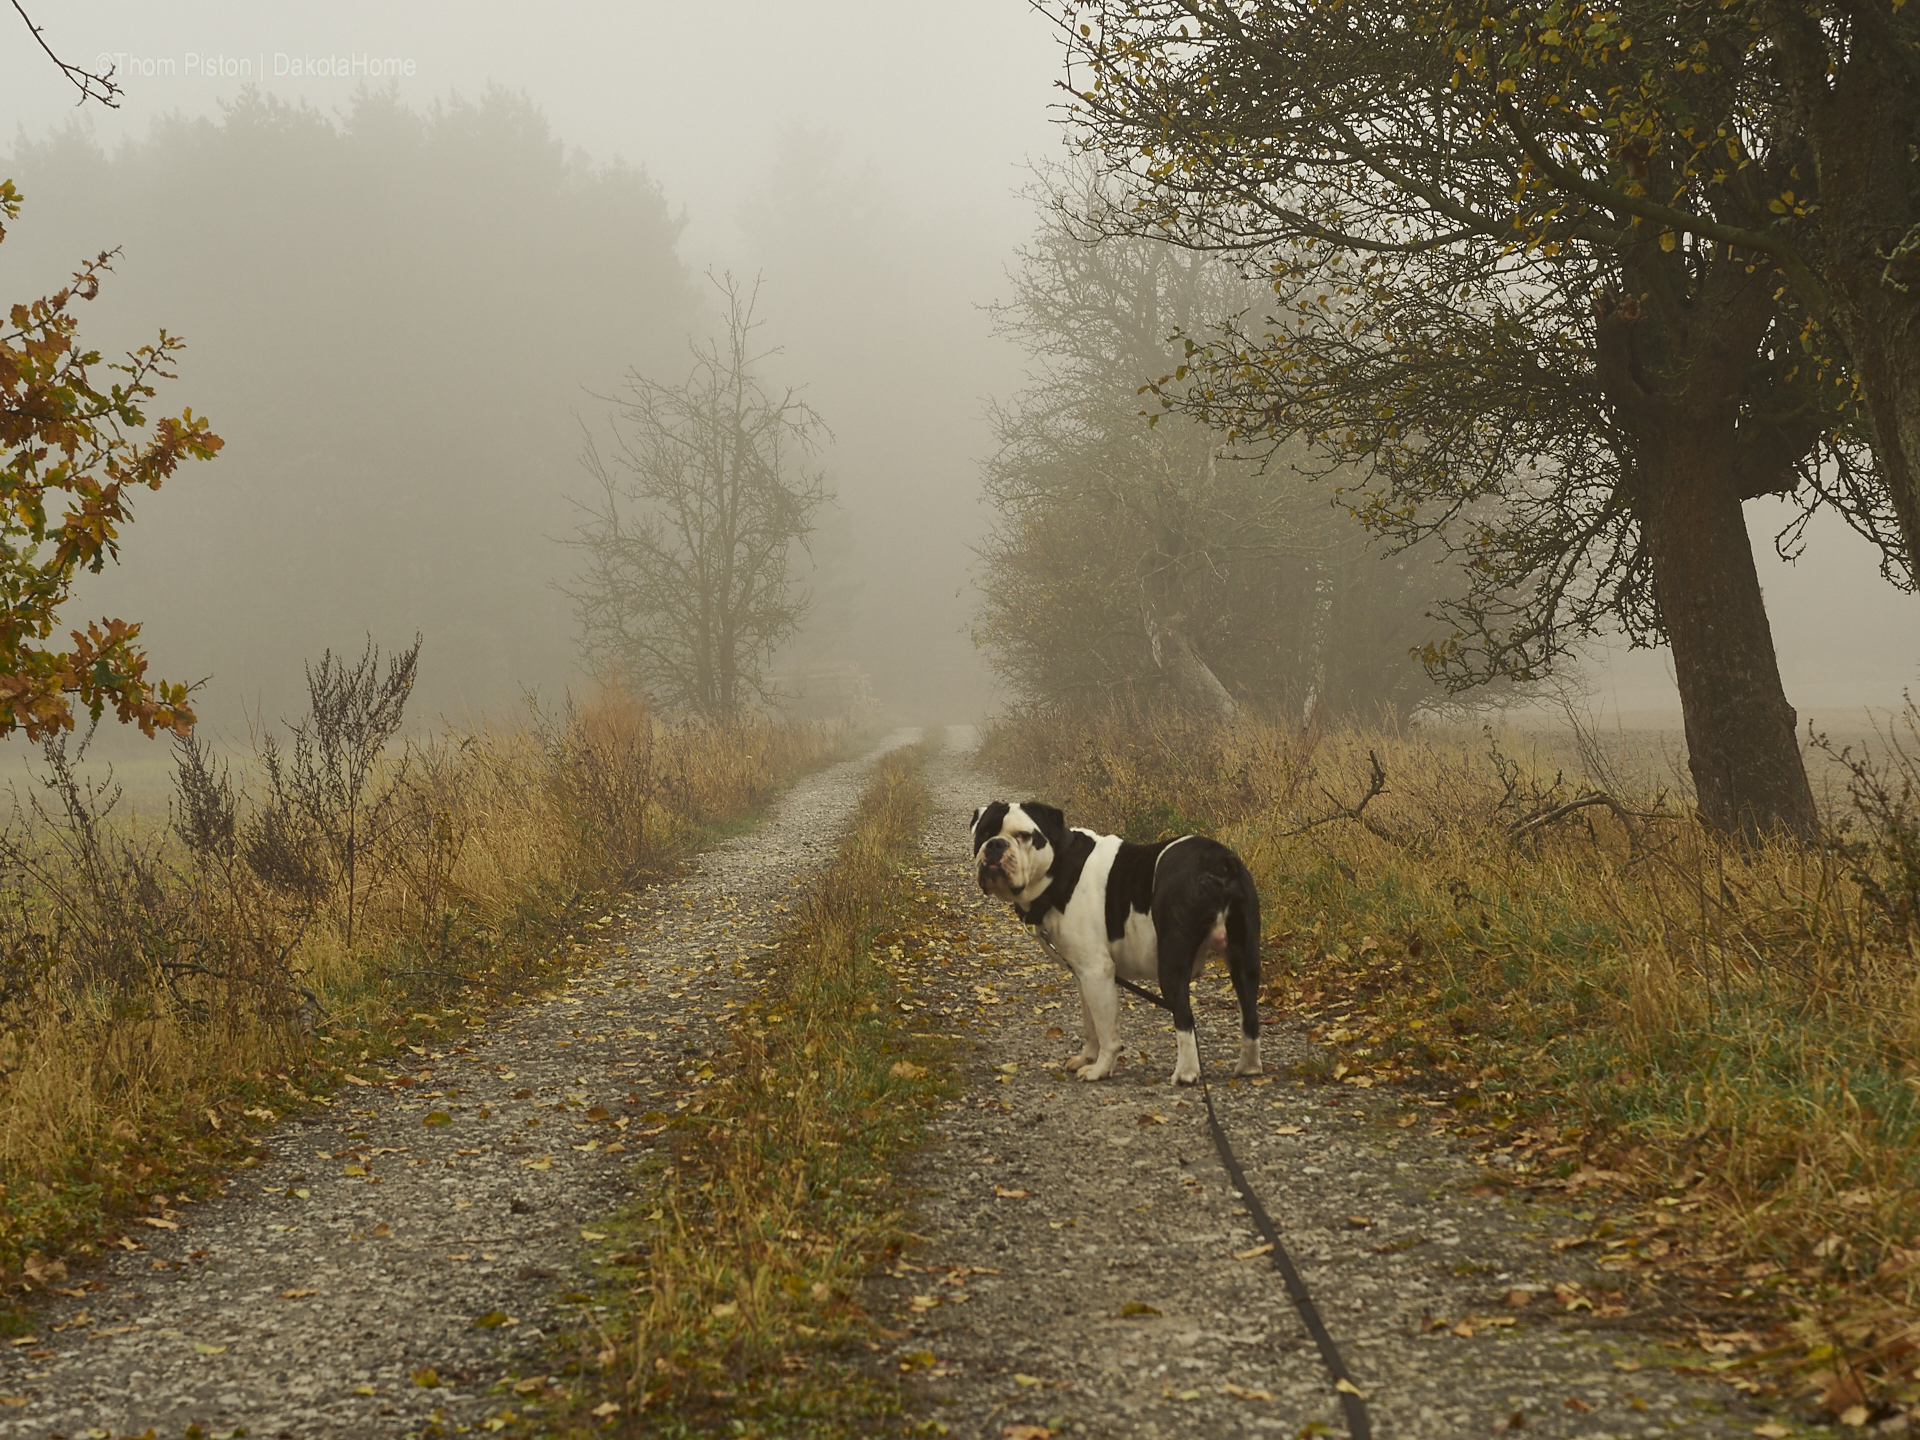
[970,800,1264,1085]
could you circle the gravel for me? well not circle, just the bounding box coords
[0,730,918,1440]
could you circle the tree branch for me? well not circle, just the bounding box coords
[10,0,121,107]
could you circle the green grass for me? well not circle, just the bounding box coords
[515,740,948,1439]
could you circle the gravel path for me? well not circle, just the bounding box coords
[0,730,918,1440]
[870,732,1800,1440]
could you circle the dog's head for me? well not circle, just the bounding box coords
[970,800,1066,904]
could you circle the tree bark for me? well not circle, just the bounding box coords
[1634,423,1818,840]
[1594,288,1819,840]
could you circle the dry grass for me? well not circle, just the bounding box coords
[537,739,943,1440]
[982,700,1920,1419]
[0,680,852,1297]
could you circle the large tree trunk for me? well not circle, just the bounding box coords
[1596,287,1818,840]
[1634,426,1818,840]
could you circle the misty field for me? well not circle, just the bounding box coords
[0,664,849,1287]
[983,702,1920,1413]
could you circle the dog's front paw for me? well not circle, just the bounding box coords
[1077,1056,1115,1082]
[1170,1060,1201,1086]
[1235,1037,1263,1077]
[1061,1053,1095,1072]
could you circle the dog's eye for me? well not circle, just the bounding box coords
[1026,831,1044,847]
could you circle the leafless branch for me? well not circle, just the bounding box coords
[10,1,122,107]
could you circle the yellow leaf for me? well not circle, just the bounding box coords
[522,1155,552,1171]
[1659,231,1678,251]
[1232,1242,1274,1260]
[1336,1377,1366,1397]
[342,1164,366,1176]
[1014,1373,1042,1387]
[410,1366,441,1388]
[280,1288,318,1299]
[192,1342,227,1355]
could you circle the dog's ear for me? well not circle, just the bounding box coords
[970,806,982,831]
[1023,801,1067,852]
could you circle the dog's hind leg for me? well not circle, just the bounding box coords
[1227,889,1263,1076]
[1158,931,1203,1086]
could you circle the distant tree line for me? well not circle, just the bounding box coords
[2,87,700,726]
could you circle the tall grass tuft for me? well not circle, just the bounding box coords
[0,667,849,1286]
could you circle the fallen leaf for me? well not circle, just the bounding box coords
[889,1061,926,1080]
[1751,1427,1789,1438]
[1137,1113,1167,1126]
[342,1074,372,1087]
[1272,1124,1305,1135]
[1223,1382,1273,1401]
[343,1164,366,1177]
[410,1366,441,1388]
[994,1185,1030,1199]
[1120,1302,1160,1317]
[581,1230,609,1241]
[138,1217,180,1230]
[710,1302,738,1318]
[1344,1215,1373,1229]
[1563,1397,1592,1413]
[1505,1289,1534,1308]
[354,1385,376,1396]
[0,1398,27,1408]
[586,1106,611,1122]
[192,1342,227,1355]
[1840,1406,1870,1428]
[280,1289,318,1299]
[522,1156,553,1171]
[472,1311,510,1329]
[423,1112,452,1127]
[591,1402,620,1418]
[1232,1243,1274,1260]
[1335,1377,1366,1397]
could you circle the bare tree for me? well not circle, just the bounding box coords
[565,275,831,720]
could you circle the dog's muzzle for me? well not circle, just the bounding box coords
[977,837,1010,892]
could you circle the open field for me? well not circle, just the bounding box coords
[981,701,1920,1421]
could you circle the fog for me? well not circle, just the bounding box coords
[2,0,1916,753]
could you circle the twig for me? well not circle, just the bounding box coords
[10,1,122,107]
[1277,749,1397,843]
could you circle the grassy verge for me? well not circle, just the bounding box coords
[0,678,856,1303]
[982,701,1920,1423]
[526,739,946,1439]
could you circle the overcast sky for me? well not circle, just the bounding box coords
[4,0,1916,726]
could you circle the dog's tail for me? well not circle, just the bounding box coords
[1192,867,1237,915]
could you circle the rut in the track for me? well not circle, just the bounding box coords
[0,731,916,1440]
[867,735,1789,1440]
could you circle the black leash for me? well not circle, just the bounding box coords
[1112,975,1374,1440]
